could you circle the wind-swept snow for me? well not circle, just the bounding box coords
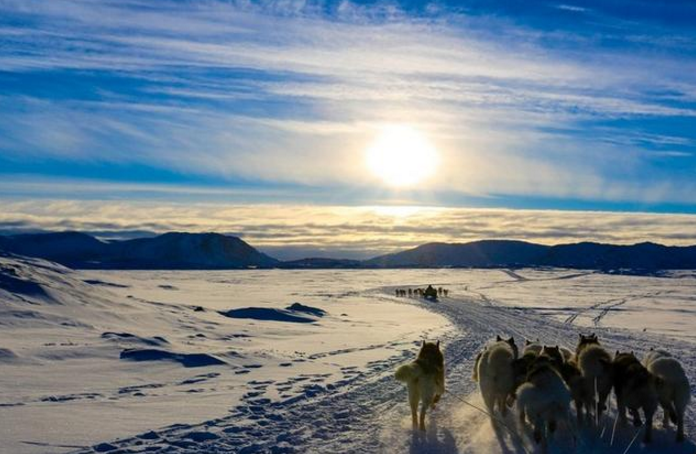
[0,256,447,453]
[2,259,696,453]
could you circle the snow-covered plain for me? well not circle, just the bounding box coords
[1,256,696,453]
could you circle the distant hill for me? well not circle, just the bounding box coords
[4,232,110,267]
[365,240,548,268]
[366,240,696,270]
[1,233,696,271]
[0,232,278,269]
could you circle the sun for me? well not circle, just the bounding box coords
[365,125,439,187]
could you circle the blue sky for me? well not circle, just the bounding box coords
[1,0,696,256]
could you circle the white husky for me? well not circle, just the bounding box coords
[559,346,574,363]
[517,359,572,446]
[643,348,691,442]
[523,339,542,357]
[575,334,613,424]
[476,336,518,416]
[395,341,445,431]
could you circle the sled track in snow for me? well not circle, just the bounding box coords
[564,291,668,327]
[74,292,696,454]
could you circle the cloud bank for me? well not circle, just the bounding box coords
[2,199,696,260]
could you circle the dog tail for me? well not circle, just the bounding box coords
[395,363,421,383]
[472,351,482,382]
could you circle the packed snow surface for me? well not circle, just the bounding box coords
[1,256,696,453]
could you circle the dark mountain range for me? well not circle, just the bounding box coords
[3,232,110,266]
[365,240,548,268]
[366,240,696,270]
[1,233,696,271]
[0,232,278,269]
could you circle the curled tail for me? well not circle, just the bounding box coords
[395,363,422,383]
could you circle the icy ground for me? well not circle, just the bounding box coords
[1,257,696,453]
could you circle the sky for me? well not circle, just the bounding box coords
[1,0,696,258]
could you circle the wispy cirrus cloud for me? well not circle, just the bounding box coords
[0,0,695,208]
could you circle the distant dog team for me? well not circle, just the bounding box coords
[395,286,449,299]
[395,333,691,446]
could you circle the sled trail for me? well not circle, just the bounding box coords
[74,289,696,454]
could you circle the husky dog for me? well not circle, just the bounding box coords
[514,343,541,387]
[395,340,445,431]
[644,348,671,366]
[514,345,558,384]
[516,356,572,445]
[559,346,574,363]
[513,342,588,425]
[540,346,565,365]
[559,358,589,424]
[476,336,518,416]
[523,339,542,357]
[473,336,518,381]
[613,351,658,443]
[644,348,691,442]
[575,334,613,424]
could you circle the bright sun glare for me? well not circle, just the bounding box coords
[365,125,439,187]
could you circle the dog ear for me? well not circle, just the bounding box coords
[436,340,440,348]
[496,335,502,342]
[507,337,515,345]
[525,339,531,345]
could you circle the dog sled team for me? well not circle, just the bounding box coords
[396,334,690,447]
[395,285,449,300]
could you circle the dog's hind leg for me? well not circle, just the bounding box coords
[597,384,611,423]
[419,387,435,431]
[643,404,656,444]
[408,383,419,429]
[662,405,671,428]
[532,414,544,445]
[675,400,686,442]
[482,389,495,416]
[574,399,584,424]
[498,394,508,417]
[419,402,427,431]
[677,413,685,442]
[666,400,678,426]
[616,392,627,425]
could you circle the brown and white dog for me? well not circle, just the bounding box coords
[395,340,445,431]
